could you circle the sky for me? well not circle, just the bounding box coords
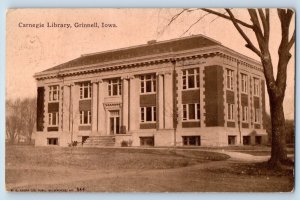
[6,8,295,119]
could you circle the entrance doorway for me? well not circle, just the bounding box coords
[109,110,120,135]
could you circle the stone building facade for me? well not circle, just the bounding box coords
[34,35,267,147]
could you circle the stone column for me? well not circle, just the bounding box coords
[98,80,106,135]
[91,80,99,134]
[62,84,71,132]
[121,77,129,133]
[129,76,139,131]
[164,71,173,129]
[158,73,164,129]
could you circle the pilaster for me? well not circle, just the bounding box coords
[91,80,99,134]
[129,76,139,131]
[157,73,164,129]
[62,84,71,132]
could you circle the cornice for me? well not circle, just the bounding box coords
[34,45,263,81]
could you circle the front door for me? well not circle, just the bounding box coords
[109,110,120,135]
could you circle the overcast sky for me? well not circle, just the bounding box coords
[6,9,295,119]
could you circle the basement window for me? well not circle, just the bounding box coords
[140,137,154,146]
[47,138,58,145]
[182,136,201,146]
[255,136,262,145]
[228,136,236,145]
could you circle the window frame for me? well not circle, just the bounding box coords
[49,85,59,102]
[253,77,260,96]
[242,106,248,122]
[182,103,200,121]
[140,74,156,94]
[79,82,92,100]
[108,78,122,96]
[80,110,92,125]
[241,73,248,93]
[226,69,234,90]
[227,103,234,121]
[254,108,260,123]
[140,106,156,123]
[182,68,200,90]
[48,112,59,127]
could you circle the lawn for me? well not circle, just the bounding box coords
[5,145,294,192]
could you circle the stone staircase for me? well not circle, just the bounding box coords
[82,136,115,147]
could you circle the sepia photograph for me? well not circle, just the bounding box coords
[5,8,295,192]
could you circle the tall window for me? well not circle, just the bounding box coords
[253,78,260,96]
[242,106,248,122]
[140,74,156,93]
[48,112,58,126]
[241,73,248,93]
[182,104,200,121]
[182,68,200,90]
[49,85,59,102]
[80,82,91,99]
[254,108,260,123]
[108,79,122,96]
[226,69,234,90]
[80,110,91,125]
[140,106,156,123]
[227,103,234,121]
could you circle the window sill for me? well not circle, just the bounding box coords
[182,88,199,91]
[140,92,156,95]
[79,98,91,100]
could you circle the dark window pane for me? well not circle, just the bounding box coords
[153,107,156,121]
[153,79,156,92]
[146,107,152,121]
[141,82,144,93]
[113,84,118,95]
[196,75,200,87]
[189,104,195,119]
[188,76,195,88]
[188,69,194,74]
[116,117,120,134]
[84,88,88,98]
[146,81,151,92]
[52,113,56,125]
[183,76,186,89]
[110,117,114,134]
[84,112,88,124]
[197,104,200,119]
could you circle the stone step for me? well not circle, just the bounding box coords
[82,136,115,147]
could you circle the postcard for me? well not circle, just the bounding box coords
[5,8,295,192]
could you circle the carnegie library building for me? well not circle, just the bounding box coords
[34,35,267,147]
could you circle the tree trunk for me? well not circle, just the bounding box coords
[268,94,288,167]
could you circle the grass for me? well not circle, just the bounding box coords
[5,145,294,192]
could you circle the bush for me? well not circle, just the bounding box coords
[121,140,132,147]
[68,141,78,147]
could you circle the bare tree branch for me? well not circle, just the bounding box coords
[225,9,262,57]
[201,8,254,29]
[167,9,189,27]
[180,12,211,36]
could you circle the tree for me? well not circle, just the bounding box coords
[20,98,36,143]
[6,98,36,144]
[167,9,295,168]
[6,99,22,144]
